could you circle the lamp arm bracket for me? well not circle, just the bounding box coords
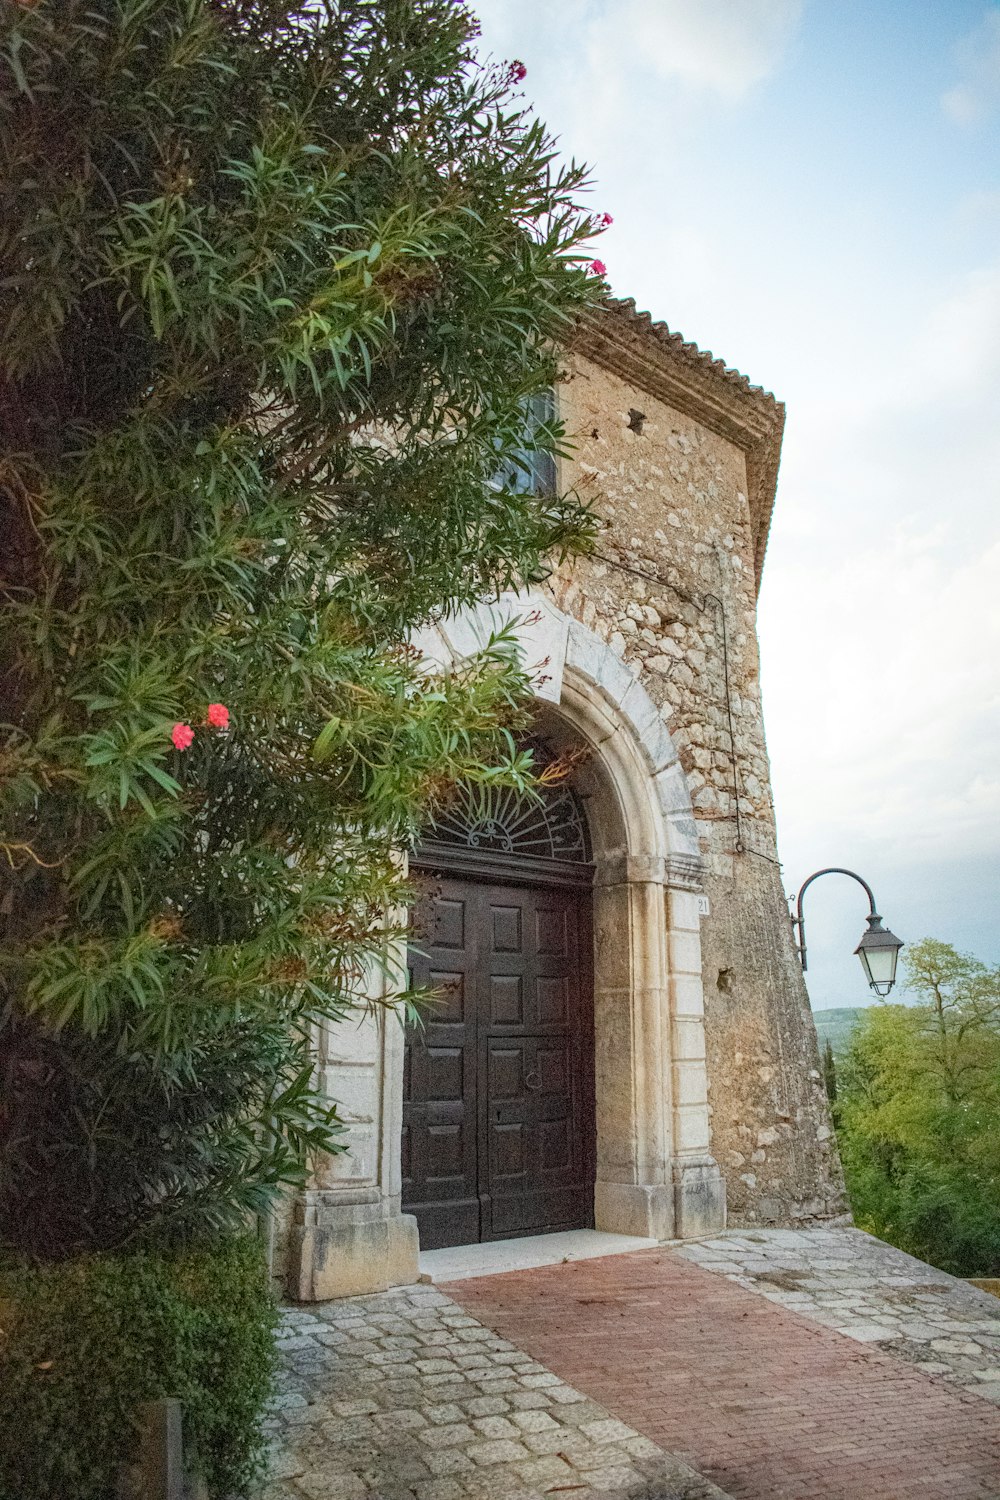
[791,867,879,972]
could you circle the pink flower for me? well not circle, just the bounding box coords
[508,59,526,82]
[597,212,613,228]
[171,722,195,751]
[590,260,607,277]
[206,703,230,730]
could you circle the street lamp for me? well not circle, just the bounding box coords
[791,867,904,997]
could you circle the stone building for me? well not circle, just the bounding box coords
[283,296,847,1301]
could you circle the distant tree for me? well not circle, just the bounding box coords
[822,1038,837,1102]
[837,939,1000,1275]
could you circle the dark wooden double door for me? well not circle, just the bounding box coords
[402,874,595,1250]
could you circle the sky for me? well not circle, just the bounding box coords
[474,0,1000,1010]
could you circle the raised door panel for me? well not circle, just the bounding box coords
[531,895,580,1032]
[482,884,594,1241]
[486,1039,529,1197]
[486,1030,590,1238]
[402,882,479,1249]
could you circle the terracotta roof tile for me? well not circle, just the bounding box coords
[603,296,781,409]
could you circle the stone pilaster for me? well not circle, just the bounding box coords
[286,967,419,1301]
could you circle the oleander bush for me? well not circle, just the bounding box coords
[1,1,607,1485]
[0,0,606,1262]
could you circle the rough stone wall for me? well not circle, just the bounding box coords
[546,347,846,1226]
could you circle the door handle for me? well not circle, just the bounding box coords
[524,1070,542,1091]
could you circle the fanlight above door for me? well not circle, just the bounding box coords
[419,744,593,886]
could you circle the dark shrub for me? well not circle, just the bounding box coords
[0,1235,278,1500]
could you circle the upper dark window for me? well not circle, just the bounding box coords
[495,389,557,497]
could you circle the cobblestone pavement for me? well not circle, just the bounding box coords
[261,1281,731,1500]
[675,1227,1000,1404]
[448,1243,1000,1500]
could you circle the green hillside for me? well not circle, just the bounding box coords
[811,1007,865,1057]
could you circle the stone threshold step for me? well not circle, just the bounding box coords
[419,1229,662,1283]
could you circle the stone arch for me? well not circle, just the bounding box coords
[559,614,701,870]
[425,592,726,1241]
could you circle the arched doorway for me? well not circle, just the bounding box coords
[402,749,596,1250]
[286,601,725,1303]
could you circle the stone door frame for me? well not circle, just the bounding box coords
[543,611,725,1240]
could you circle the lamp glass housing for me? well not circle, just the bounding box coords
[855,916,904,996]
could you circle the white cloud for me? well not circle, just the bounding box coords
[942,6,1000,125]
[595,0,804,101]
[914,263,1000,394]
[474,0,803,147]
[955,187,1000,234]
[760,257,1000,879]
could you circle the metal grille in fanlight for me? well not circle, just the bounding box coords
[427,764,591,866]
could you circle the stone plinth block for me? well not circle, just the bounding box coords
[288,1207,419,1301]
[594,1180,676,1241]
[673,1158,726,1239]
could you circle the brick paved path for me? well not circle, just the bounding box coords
[445,1248,1000,1500]
[261,1282,732,1500]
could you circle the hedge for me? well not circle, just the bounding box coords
[0,1234,278,1500]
